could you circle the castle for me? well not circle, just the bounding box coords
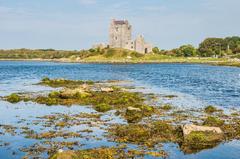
[93,19,153,54]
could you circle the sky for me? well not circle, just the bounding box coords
[0,0,240,50]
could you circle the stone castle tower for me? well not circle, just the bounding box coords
[94,19,153,54]
[109,19,152,54]
[109,19,132,48]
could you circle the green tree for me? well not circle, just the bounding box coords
[175,45,196,57]
[198,38,224,57]
[152,47,160,54]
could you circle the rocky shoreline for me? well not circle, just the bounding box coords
[1,78,240,159]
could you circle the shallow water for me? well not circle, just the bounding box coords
[0,61,240,159]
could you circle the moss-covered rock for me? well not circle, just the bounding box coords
[94,103,112,112]
[181,131,223,154]
[6,93,21,103]
[204,105,217,114]
[125,107,142,123]
[49,146,167,159]
[109,121,181,147]
[39,78,94,88]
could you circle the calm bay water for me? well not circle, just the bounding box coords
[0,61,240,159]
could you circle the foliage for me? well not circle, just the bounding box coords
[175,45,197,57]
[198,36,240,57]
[152,47,160,54]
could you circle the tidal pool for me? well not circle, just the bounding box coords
[0,61,240,159]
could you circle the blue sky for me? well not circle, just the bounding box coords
[0,0,239,50]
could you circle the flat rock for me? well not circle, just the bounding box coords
[100,87,114,92]
[182,124,223,136]
[127,107,141,112]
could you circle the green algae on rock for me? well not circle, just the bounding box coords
[204,105,218,114]
[39,77,94,88]
[49,146,168,159]
[203,116,225,127]
[108,121,182,147]
[180,131,223,154]
[6,93,21,103]
[4,78,156,123]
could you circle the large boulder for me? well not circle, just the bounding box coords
[180,124,224,154]
[182,124,223,136]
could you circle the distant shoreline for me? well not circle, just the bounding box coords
[0,58,239,67]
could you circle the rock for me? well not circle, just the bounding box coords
[60,88,90,98]
[127,56,132,59]
[58,149,64,153]
[127,107,141,112]
[125,107,142,123]
[100,87,114,92]
[182,124,223,136]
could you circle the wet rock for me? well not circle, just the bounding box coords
[125,107,142,123]
[182,124,223,137]
[100,87,114,92]
[127,106,141,112]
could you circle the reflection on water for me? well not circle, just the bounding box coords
[0,61,240,159]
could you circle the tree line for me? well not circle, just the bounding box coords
[153,36,240,57]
